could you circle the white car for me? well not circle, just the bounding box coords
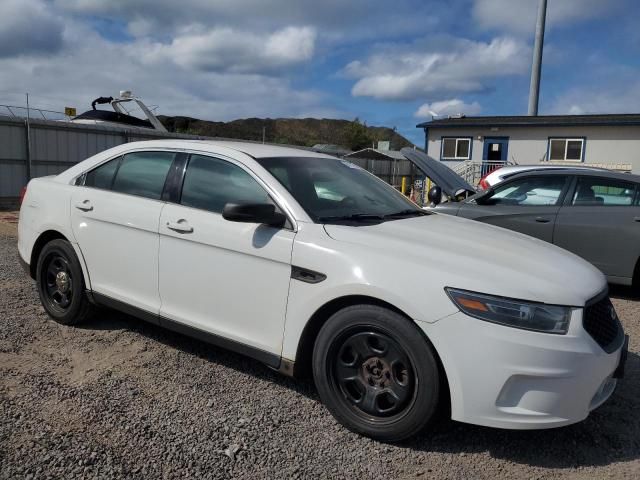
[478,164,607,190]
[18,140,627,441]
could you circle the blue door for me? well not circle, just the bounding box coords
[482,137,509,176]
[483,137,509,161]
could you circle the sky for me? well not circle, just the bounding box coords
[0,0,639,145]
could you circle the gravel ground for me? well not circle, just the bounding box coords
[1,219,639,479]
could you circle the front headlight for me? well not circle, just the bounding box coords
[445,288,571,334]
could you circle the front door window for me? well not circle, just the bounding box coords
[486,176,568,206]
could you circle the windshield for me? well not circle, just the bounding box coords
[256,157,426,224]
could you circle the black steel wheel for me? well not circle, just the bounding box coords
[331,329,415,419]
[313,304,441,442]
[41,253,74,314]
[36,239,95,325]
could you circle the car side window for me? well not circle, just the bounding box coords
[572,177,638,206]
[84,157,121,189]
[111,152,175,200]
[489,176,567,206]
[180,154,270,213]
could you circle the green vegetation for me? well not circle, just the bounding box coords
[159,116,414,151]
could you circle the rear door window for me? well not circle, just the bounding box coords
[571,177,638,206]
[84,157,121,189]
[111,151,175,200]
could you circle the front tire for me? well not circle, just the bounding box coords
[36,239,95,325]
[312,305,441,442]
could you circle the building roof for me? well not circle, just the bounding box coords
[416,113,640,129]
[343,148,406,160]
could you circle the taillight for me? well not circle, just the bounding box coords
[19,186,27,206]
[478,176,490,191]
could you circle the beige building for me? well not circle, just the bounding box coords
[416,114,640,173]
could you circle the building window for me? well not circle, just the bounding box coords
[548,138,584,161]
[441,137,472,160]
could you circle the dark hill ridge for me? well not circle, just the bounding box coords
[158,116,414,151]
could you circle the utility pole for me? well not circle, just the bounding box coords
[527,0,547,116]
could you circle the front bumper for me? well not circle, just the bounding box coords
[422,308,625,429]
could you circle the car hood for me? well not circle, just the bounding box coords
[323,214,605,307]
[401,148,475,198]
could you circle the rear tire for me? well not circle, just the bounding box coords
[312,304,441,442]
[36,239,95,325]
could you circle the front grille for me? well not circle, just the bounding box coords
[583,296,621,353]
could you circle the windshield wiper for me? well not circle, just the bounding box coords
[317,213,385,223]
[383,209,427,219]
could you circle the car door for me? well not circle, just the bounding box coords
[70,150,176,314]
[158,153,296,356]
[457,175,570,242]
[554,175,640,282]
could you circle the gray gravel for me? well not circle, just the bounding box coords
[1,220,639,479]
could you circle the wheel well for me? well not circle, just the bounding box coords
[293,295,451,414]
[29,230,69,279]
[634,256,640,289]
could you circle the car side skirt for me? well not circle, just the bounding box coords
[90,292,284,370]
[605,274,632,286]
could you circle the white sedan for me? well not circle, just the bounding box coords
[18,140,627,441]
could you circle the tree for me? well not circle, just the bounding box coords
[344,118,373,151]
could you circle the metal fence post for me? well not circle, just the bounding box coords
[24,119,32,182]
[25,93,32,182]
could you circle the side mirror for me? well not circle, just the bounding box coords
[222,203,286,228]
[474,188,494,205]
[427,185,442,206]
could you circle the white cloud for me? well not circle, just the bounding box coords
[551,81,640,115]
[0,0,64,57]
[346,36,530,101]
[143,26,316,74]
[0,2,339,123]
[473,0,624,34]
[547,57,640,115]
[54,0,434,43]
[0,23,331,122]
[415,99,482,118]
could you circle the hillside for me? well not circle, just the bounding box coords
[158,116,414,151]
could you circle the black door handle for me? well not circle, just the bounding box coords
[634,217,640,222]
[535,217,551,223]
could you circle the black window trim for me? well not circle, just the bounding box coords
[563,174,640,208]
[109,155,125,190]
[161,152,188,203]
[171,151,297,231]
